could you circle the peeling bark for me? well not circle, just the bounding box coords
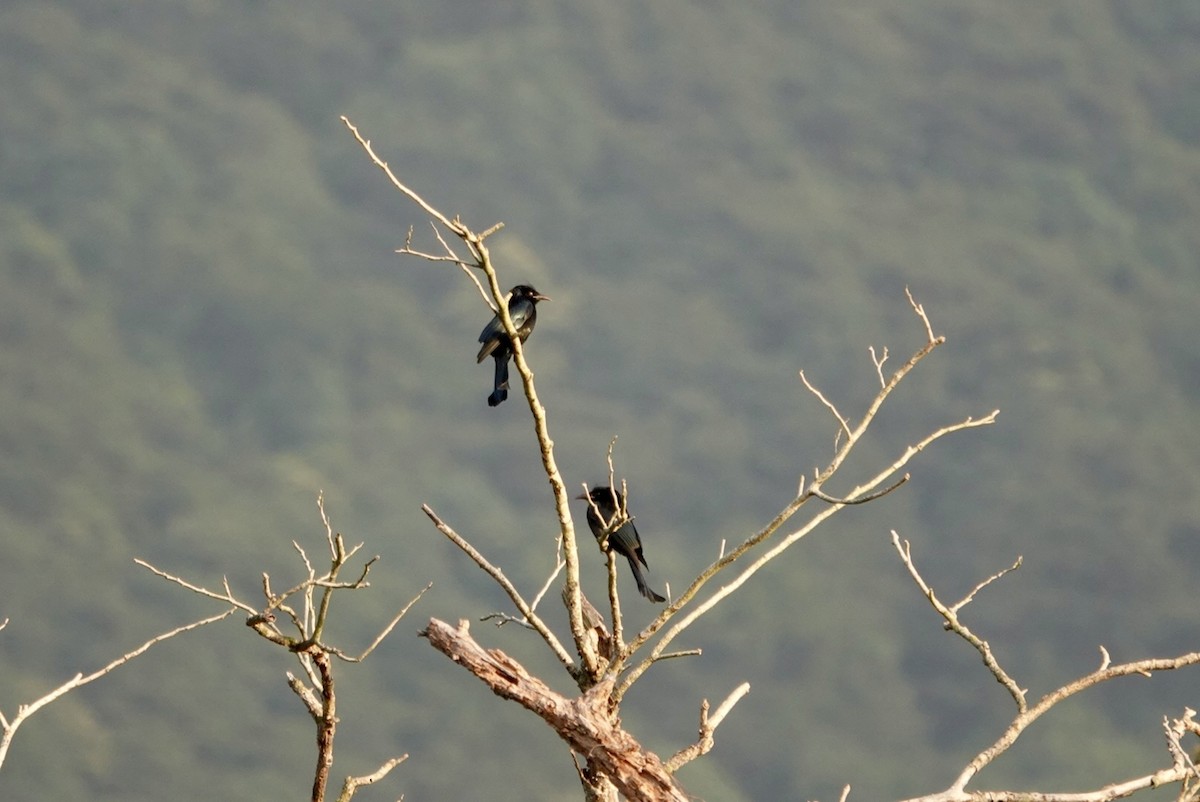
[421,618,689,802]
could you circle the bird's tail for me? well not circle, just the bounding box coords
[625,555,666,603]
[488,356,509,407]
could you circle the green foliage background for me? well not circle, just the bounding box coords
[1,1,1199,799]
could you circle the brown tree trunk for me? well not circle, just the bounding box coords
[421,618,689,802]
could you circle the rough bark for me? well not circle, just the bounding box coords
[421,617,688,802]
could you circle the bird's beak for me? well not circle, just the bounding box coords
[573,492,587,501]
[535,293,552,302]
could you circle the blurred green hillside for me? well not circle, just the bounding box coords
[1,1,1199,800]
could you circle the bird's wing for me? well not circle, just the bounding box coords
[478,314,502,345]
[507,298,535,329]
[477,298,535,361]
[476,312,505,361]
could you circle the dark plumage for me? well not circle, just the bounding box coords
[576,486,666,603]
[476,284,550,407]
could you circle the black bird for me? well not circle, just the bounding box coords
[476,284,551,407]
[576,486,666,603]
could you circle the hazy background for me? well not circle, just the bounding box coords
[1,1,1199,799]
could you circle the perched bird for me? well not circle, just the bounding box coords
[476,284,551,407]
[576,487,666,603]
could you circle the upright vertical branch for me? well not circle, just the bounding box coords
[310,650,338,802]
[341,115,598,680]
[473,237,596,679]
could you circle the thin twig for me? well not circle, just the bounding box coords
[617,408,995,700]
[664,682,751,772]
[335,755,408,802]
[0,609,235,771]
[892,532,1026,710]
[480,612,536,629]
[809,475,909,505]
[345,582,431,662]
[800,369,852,440]
[135,559,258,615]
[607,550,623,651]
[949,555,1023,615]
[528,557,567,613]
[869,345,889,388]
[906,285,937,343]
[341,116,463,234]
[421,504,577,675]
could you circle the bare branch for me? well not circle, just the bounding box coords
[0,609,235,771]
[288,671,323,720]
[949,555,1022,615]
[891,532,1026,710]
[340,116,464,236]
[664,682,751,772]
[465,218,589,677]
[343,582,431,663]
[618,407,995,699]
[903,766,1194,802]
[399,222,468,264]
[135,558,258,615]
[869,345,889,388]
[896,534,1200,801]
[606,437,619,496]
[345,116,592,677]
[620,292,965,687]
[635,645,696,663]
[906,285,937,343]
[318,492,337,557]
[335,755,408,802]
[421,503,578,676]
[481,612,537,630]
[607,549,624,652]
[809,474,909,505]
[800,369,852,440]
[528,556,567,613]
[448,223,496,307]
[478,220,506,240]
[421,617,689,802]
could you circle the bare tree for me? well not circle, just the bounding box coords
[351,116,1164,802]
[5,117,1197,802]
[137,493,424,802]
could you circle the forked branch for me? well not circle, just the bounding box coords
[137,494,417,801]
[895,532,1200,802]
[616,295,996,698]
